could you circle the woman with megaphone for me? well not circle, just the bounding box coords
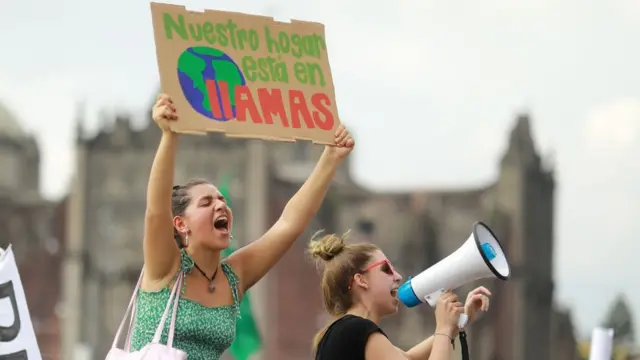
[308,231,491,360]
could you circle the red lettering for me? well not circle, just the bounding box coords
[234,86,263,123]
[310,93,334,130]
[205,79,223,119]
[217,81,233,118]
[288,90,314,129]
[257,88,289,127]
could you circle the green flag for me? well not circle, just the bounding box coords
[220,174,262,360]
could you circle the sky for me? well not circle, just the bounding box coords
[1,0,639,340]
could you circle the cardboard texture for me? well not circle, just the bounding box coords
[150,2,341,144]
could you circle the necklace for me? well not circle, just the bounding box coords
[192,262,219,293]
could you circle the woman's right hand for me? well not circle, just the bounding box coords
[434,290,464,337]
[152,93,178,132]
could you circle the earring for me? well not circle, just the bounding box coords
[183,231,190,248]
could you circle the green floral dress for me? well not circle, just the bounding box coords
[130,250,241,360]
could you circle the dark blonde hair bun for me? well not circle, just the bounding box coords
[307,230,351,262]
[307,229,380,353]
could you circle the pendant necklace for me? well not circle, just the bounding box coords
[192,262,219,293]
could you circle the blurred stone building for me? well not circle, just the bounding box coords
[58,95,580,360]
[0,101,64,360]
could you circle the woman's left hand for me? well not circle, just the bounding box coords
[326,125,355,160]
[464,286,492,325]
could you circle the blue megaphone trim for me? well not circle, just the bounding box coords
[397,276,421,307]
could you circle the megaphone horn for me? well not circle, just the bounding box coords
[397,221,511,327]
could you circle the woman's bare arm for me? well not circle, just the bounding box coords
[227,127,353,292]
[227,147,342,291]
[395,335,438,360]
[143,95,180,283]
[365,333,408,360]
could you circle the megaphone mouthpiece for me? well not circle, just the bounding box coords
[398,222,511,311]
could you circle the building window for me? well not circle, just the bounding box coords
[357,219,375,243]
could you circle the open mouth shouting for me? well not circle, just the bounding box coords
[390,286,399,299]
[213,215,230,234]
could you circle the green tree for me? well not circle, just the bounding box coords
[602,293,635,345]
[219,174,262,360]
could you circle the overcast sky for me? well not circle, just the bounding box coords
[1,0,639,340]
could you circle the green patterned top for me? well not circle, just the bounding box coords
[130,250,241,360]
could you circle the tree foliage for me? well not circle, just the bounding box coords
[602,293,635,345]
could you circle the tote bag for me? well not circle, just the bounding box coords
[105,270,187,360]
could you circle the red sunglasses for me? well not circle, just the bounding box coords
[349,259,397,288]
[364,259,396,276]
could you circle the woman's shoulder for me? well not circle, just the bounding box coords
[221,261,239,282]
[316,315,387,360]
[332,315,385,336]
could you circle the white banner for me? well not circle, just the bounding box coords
[0,245,42,360]
[589,327,614,360]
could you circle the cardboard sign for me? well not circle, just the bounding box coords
[0,245,42,360]
[150,2,341,144]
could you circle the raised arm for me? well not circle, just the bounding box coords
[227,126,355,292]
[143,94,180,284]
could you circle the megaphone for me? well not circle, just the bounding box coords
[397,221,511,327]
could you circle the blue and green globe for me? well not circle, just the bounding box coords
[177,46,246,122]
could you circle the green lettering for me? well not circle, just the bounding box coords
[256,58,270,81]
[242,56,290,83]
[290,34,302,58]
[225,20,239,49]
[236,28,260,51]
[305,62,325,86]
[263,27,327,59]
[237,30,249,50]
[291,33,326,59]
[162,13,267,52]
[242,56,258,82]
[216,24,229,46]
[293,62,308,84]
[163,13,188,40]
[273,60,289,83]
[202,21,215,44]
[313,35,327,57]
[293,62,325,86]
[264,27,280,54]
[232,29,259,51]
[278,32,291,53]
[188,23,203,41]
[248,30,260,51]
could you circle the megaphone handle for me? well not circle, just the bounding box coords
[457,313,468,329]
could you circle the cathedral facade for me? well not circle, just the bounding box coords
[55,100,579,359]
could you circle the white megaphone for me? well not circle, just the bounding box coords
[397,221,511,328]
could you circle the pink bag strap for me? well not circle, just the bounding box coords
[111,269,185,350]
[111,269,144,349]
[151,271,184,347]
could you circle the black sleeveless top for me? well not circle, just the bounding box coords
[315,315,387,360]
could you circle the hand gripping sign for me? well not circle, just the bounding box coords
[0,245,42,360]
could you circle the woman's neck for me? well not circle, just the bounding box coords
[347,303,381,325]
[185,246,221,276]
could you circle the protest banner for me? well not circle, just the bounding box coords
[0,245,42,360]
[150,2,341,144]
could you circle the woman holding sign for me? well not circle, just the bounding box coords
[307,231,492,360]
[124,94,354,360]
